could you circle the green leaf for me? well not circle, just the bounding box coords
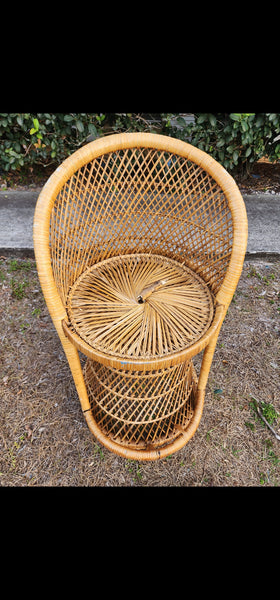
[233,150,239,163]
[209,114,217,127]
[88,123,98,137]
[33,118,39,130]
[75,120,84,133]
[255,115,264,128]
[176,116,187,128]
[64,114,74,122]
[229,113,241,121]
[197,115,207,124]
[245,147,252,157]
[16,115,23,126]
[30,128,37,135]
[241,133,249,145]
[214,388,223,395]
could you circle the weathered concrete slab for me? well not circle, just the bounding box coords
[0,190,39,255]
[243,194,280,257]
[0,189,279,260]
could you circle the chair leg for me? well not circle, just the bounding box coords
[174,308,227,452]
[197,306,226,397]
[56,326,91,413]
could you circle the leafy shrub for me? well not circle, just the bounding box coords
[166,113,280,177]
[1,112,280,177]
[0,113,162,174]
[0,113,103,172]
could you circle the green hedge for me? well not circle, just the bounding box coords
[1,113,280,177]
[168,113,280,177]
[0,113,161,173]
[0,113,105,172]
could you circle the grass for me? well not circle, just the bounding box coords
[0,259,32,298]
[256,400,279,425]
[7,259,32,272]
[0,257,280,486]
[248,398,280,431]
[11,278,29,299]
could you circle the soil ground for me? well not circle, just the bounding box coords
[0,257,279,486]
[237,159,280,194]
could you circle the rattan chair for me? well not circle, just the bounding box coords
[33,132,248,460]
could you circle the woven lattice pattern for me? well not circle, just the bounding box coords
[50,147,233,305]
[84,359,197,450]
[67,254,214,360]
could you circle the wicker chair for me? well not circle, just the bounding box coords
[33,133,248,460]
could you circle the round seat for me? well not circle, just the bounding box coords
[66,253,215,362]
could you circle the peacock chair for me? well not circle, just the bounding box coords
[33,132,248,460]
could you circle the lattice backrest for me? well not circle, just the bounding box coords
[49,139,236,306]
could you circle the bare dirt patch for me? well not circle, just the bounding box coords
[236,159,280,194]
[0,257,279,486]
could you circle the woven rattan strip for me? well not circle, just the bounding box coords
[84,359,197,450]
[67,254,215,360]
[50,147,233,306]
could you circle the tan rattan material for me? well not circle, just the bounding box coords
[33,132,248,460]
[84,360,197,451]
[67,254,214,360]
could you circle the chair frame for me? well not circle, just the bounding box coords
[33,132,248,460]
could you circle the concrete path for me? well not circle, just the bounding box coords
[243,194,280,258]
[0,190,38,256]
[0,189,279,260]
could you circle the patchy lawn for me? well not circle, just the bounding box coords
[0,257,279,486]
